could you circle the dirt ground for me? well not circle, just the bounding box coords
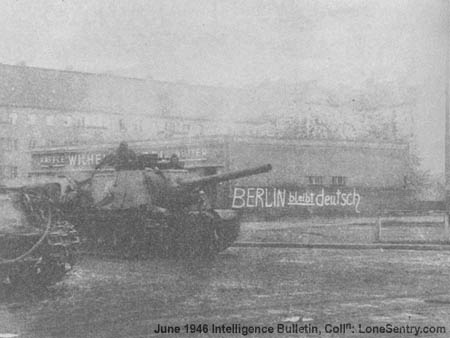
[1,221,450,338]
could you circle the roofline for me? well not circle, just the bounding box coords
[0,103,123,115]
[228,136,409,150]
[0,63,254,95]
[0,103,216,122]
[0,63,240,92]
[29,135,409,154]
[0,62,147,82]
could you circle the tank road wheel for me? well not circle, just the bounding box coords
[209,210,240,252]
[144,219,175,258]
[103,210,149,259]
[181,211,240,257]
[171,212,223,258]
[120,211,149,259]
[170,213,204,258]
[199,214,222,256]
[160,225,176,258]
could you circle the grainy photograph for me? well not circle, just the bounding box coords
[0,0,449,337]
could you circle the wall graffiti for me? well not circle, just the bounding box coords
[232,187,361,213]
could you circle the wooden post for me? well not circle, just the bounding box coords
[374,217,382,242]
[444,213,450,242]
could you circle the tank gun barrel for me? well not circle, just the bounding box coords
[178,164,272,189]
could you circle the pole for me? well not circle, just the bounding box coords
[442,7,449,237]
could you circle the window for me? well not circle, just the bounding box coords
[62,115,73,127]
[0,166,18,179]
[85,114,107,129]
[9,113,17,125]
[27,114,37,125]
[74,116,85,128]
[0,138,19,151]
[133,118,144,132]
[307,176,323,186]
[0,112,17,125]
[28,139,37,149]
[332,176,347,186]
[11,166,18,178]
[119,119,127,131]
[45,115,55,126]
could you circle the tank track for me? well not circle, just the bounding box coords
[73,209,239,259]
[169,210,240,258]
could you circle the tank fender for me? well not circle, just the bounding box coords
[213,209,238,222]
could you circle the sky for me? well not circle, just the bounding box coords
[0,0,448,174]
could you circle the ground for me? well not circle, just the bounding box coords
[1,220,450,338]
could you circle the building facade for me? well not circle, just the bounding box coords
[0,64,270,182]
[0,63,415,217]
[29,136,412,216]
[0,63,415,186]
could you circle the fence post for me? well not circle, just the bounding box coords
[444,213,450,242]
[374,217,382,242]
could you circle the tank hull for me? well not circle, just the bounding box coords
[59,160,271,259]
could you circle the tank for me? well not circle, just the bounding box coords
[61,163,272,258]
[0,183,79,290]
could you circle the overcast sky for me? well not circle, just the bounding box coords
[0,0,448,174]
